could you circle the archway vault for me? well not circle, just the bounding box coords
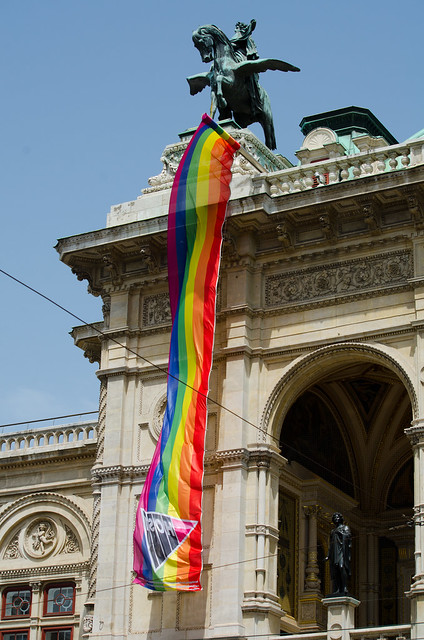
[271,341,416,628]
[261,341,418,445]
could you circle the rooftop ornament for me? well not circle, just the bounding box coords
[187,20,300,150]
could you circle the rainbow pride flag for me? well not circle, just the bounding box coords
[133,115,239,591]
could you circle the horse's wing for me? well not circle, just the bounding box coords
[187,72,211,96]
[236,58,300,76]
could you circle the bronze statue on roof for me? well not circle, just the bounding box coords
[187,20,300,150]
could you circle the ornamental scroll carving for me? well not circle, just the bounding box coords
[4,534,22,559]
[83,614,94,633]
[64,524,81,554]
[265,250,412,308]
[142,293,171,327]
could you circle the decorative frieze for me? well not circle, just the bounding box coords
[265,250,412,308]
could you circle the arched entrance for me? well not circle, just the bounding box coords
[264,345,416,631]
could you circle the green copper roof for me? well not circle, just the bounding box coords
[299,106,398,146]
[406,128,424,141]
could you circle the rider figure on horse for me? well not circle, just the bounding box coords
[230,20,259,61]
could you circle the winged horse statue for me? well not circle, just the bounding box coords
[187,20,300,150]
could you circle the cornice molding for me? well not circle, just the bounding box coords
[242,591,282,616]
[405,419,424,446]
[0,448,95,471]
[245,523,279,541]
[0,560,90,580]
[91,449,260,485]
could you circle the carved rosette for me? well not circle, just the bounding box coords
[265,251,412,308]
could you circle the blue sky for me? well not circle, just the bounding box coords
[1,0,423,429]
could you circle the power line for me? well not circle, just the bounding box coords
[0,267,270,442]
[0,267,415,516]
[0,411,98,429]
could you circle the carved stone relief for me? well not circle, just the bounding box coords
[64,524,81,554]
[302,127,337,150]
[83,614,94,633]
[151,395,167,441]
[24,519,57,558]
[3,516,81,561]
[142,293,171,328]
[142,127,286,195]
[265,250,412,308]
[4,533,22,559]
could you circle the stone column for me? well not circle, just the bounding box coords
[29,581,42,640]
[304,505,322,592]
[322,596,360,640]
[255,459,268,594]
[405,419,424,639]
[299,505,324,629]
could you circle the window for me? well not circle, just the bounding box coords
[2,587,31,618]
[42,628,72,640]
[1,632,29,640]
[44,585,75,616]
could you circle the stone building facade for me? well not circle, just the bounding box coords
[2,107,424,640]
[0,422,96,640]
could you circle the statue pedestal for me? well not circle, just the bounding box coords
[322,596,360,640]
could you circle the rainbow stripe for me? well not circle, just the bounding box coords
[133,115,239,591]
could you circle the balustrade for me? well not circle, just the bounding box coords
[268,624,411,640]
[0,421,97,455]
[254,139,423,198]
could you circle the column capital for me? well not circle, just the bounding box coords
[304,505,322,518]
[405,419,424,445]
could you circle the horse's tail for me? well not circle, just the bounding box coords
[258,86,277,150]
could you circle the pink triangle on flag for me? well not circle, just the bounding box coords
[173,516,198,543]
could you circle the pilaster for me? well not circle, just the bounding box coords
[405,418,424,639]
[242,447,286,638]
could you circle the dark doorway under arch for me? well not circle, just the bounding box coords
[278,360,414,628]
